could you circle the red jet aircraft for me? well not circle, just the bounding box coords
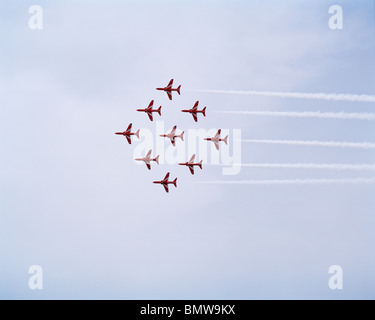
[160,125,184,146]
[115,123,140,144]
[204,129,228,150]
[181,101,206,122]
[153,172,177,193]
[137,100,162,121]
[156,79,181,100]
[178,154,203,175]
[135,150,159,170]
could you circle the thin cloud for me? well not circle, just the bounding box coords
[197,178,375,185]
[239,139,375,149]
[222,163,375,170]
[216,111,375,121]
[192,89,375,103]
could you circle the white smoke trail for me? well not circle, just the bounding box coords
[222,163,375,170]
[216,111,375,121]
[239,139,375,149]
[192,89,375,103]
[197,178,375,185]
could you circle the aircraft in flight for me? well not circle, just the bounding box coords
[153,172,177,193]
[181,101,206,122]
[115,123,140,144]
[178,154,203,175]
[160,125,184,146]
[156,79,181,100]
[137,100,162,121]
[135,150,160,170]
[204,129,228,150]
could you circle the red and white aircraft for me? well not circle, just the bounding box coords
[204,129,228,150]
[160,125,184,146]
[181,101,206,122]
[135,150,160,170]
[137,100,162,121]
[153,172,177,193]
[179,154,203,175]
[115,123,140,144]
[156,79,181,100]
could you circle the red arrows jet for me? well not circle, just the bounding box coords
[204,129,228,150]
[115,123,140,144]
[181,101,206,122]
[153,172,177,193]
[156,79,181,100]
[160,125,184,146]
[179,154,203,175]
[137,100,162,121]
[135,150,159,170]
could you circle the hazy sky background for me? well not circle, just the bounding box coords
[1,0,375,299]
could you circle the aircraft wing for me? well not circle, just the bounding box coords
[171,138,176,146]
[167,79,173,88]
[192,101,199,110]
[170,126,177,136]
[147,112,153,121]
[188,166,195,175]
[148,100,154,108]
[188,154,196,164]
[146,163,151,170]
[125,123,132,133]
[163,184,169,193]
[214,129,221,139]
[167,91,173,100]
[214,141,220,150]
[192,113,198,122]
[163,172,170,182]
[126,135,132,144]
[146,150,152,158]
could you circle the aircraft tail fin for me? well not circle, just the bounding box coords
[173,178,178,188]
[199,160,203,170]
[158,106,162,116]
[155,155,160,165]
[180,131,184,141]
[223,135,228,145]
[177,85,181,95]
[135,129,140,139]
[202,107,206,117]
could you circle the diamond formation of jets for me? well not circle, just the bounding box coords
[204,129,228,150]
[181,101,206,122]
[153,172,177,193]
[178,154,203,175]
[116,80,228,193]
[115,123,140,144]
[137,100,162,121]
[156,79,181,101]
[160,125,184,146]
[135,150,160,170]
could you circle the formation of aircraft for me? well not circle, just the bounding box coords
[115,123,140,144]
[178,154,203,175]
[135,150,160,170]
[156,79,181,101]
[160,125,184,146]
[204,129,228,150]
[137,100,162,121]
[153,172,177,193]
[116,79,228,193]
[181,101,206,122]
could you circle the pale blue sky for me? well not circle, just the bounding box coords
[1,0,374,299]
